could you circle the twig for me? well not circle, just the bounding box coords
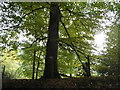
[66,8,85,17]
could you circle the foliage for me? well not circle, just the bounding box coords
[0,50,21,79]
[0,2,118,78]
[95,2,120,76]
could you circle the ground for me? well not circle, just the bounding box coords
[2,76,120,90]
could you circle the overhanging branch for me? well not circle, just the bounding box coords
[22,37,47,50]
[60,19,89,71]
[22,7,45,18]
[2,6,46,31]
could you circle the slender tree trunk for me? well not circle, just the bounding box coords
[118,29,120,61]
[32,50,36,79]
[43,3,60,78]
[2,65,5,78]
[36,58,40,79]
[36,51,41,79]
[70,74,72,77]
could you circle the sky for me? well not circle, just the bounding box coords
[93,11,115,54]
[94,32,107,54]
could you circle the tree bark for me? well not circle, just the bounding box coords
[43,3,60,78]
[84,55,91,77]
[36,57,40,79]
[2,65,5,78]
[32,50,36,79]
[86,55,91,76]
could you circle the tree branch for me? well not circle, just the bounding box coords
[22,37,47,50]
[2,6,46,31]
[60,19,87,70]
[22,7,45,18]
[66,8,85,17]
[59,43,73,53]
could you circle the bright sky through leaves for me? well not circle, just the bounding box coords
[94,32,106,52]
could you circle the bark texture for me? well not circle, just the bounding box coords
[43,3,60,78]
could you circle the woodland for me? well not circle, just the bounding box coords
[0,1,120,89]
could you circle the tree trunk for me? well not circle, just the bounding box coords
[83,55,91,77]
[85,55,91,77]
[43,3,60,78]
[36,57,40,79]
[2,65,5,78]
[36,51,41,79]
[32,50,36,79]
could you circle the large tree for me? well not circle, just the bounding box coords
[43,2,60,78]
[0,2,112,78]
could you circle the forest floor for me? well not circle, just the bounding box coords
[2,76,120,90]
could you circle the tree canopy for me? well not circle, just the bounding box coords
[0,2,119,79]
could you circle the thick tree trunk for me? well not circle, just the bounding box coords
[43,3,60,78]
